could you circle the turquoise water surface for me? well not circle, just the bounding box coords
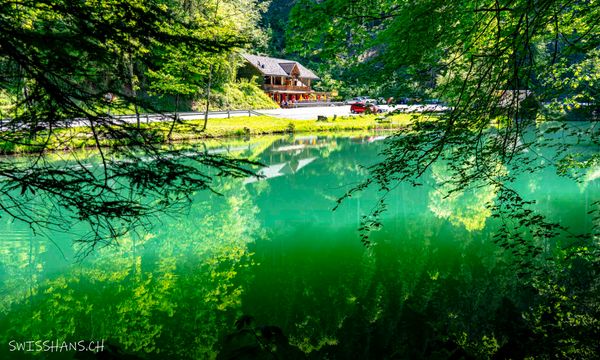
[0,126,598,359]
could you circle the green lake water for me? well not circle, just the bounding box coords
[0,126,598,359]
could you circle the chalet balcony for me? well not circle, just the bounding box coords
[262,84,311,92]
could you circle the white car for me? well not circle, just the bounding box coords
[344,96,367,105]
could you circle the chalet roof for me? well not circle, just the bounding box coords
[242,54,319,80]
[278,62,298,75]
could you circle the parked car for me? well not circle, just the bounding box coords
[345,96,367,105]
[377,104,391,112]
[350,102,385,114]
[396,97,421,105]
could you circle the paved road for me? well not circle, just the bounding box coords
[258,104,448,120]
[121,107,354,122]
[259,105,354,120]
[1,104,448,129]
[120,104,448,123]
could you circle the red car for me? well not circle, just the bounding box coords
[350,102,382,114]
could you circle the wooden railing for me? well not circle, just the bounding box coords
[262,84,311,92]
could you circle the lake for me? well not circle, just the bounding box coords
[0,125,598,359]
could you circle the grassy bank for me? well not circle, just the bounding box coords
[163,113,415,139]
[0,113,417,155]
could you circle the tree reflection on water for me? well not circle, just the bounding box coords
[0,132,598,359]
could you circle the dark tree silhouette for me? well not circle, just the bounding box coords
[0,0,258,250]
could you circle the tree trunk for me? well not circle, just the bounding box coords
[201,0,220,132]
[168,93,180,140]
[126,52,140,129]
[202,64,213,132]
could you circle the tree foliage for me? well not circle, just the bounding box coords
[0,0,271,247]
[285,0,600,103]
[290,2,600,355]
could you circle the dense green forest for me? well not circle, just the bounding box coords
[273,0,599,106]
[0,0,276,119]
[4,0,599,113]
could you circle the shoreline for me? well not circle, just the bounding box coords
[0,114,417,156]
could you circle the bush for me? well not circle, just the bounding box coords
[286,122,295,133]
[205,80,278,111]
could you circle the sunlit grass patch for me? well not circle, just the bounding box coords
[0,113,417,155]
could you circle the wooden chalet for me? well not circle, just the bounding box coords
[239,54,329,105]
